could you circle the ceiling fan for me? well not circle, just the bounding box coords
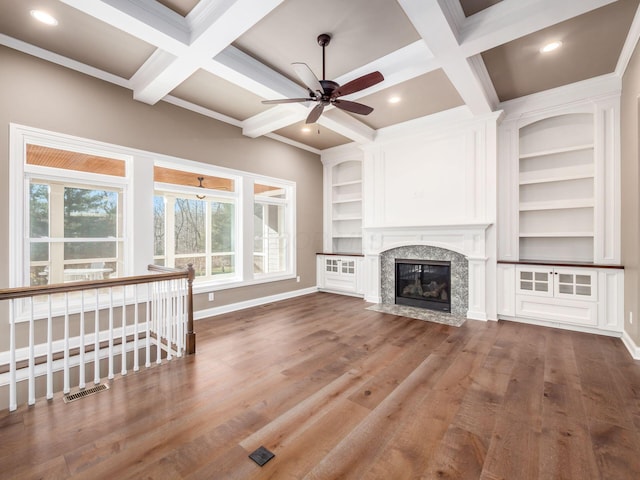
[261,33,384,124]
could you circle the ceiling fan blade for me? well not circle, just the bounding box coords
[331,71,384,99]
[333,99,374,116]
[305,103,325,124]
[262,98,314,104]
[293,62,324,94]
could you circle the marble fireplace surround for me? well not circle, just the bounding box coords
[362,224,491,321]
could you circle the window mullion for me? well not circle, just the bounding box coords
[49,183,65,284]
[166,196,176,268]
[205,200,211,277]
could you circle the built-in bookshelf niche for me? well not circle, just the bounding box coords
[331,160,362,254]
[518,113,595,263]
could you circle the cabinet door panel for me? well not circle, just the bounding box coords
[515,295,598,326]
[516,266,553,297]
[553,268,597,301]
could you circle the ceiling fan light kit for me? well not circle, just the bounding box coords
[262,33,384,124]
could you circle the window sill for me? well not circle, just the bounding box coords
[193,273,296,295]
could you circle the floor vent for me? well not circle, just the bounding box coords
[63,384,109,404]
[249,446,275,466]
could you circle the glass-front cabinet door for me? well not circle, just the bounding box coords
[553,268,597,301]
[515,266,553,297]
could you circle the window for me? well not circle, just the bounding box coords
[154,166,238,282]
[23,144,127,286]
[254,182,292,276]
[12,125,297,295]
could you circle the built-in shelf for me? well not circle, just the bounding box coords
[327,159,363,254]
[332,233,363,239]
[518,143,594,159]
[519,231,594,238]
[332,180,362,188]
[519,165,594,185]
[517,113,595,263]
[332,197,362,205]
[519,198,594,211]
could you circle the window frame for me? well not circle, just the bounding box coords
[153,169,240,284]
[10,125,133,290]
[253,181,294,278]
[10,124,298,301]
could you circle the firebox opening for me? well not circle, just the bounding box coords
[395,259,451,313]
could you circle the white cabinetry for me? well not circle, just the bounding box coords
[321,146,364,254]
[498,262,623,335]
[498,97,620,265]
[518,113,595,262]
[316,255,364,297]
[329,161,362,253]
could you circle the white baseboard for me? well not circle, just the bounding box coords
[622,330,640,360]
[194,286,318,320]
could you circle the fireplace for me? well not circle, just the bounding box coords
[395,259,451,313]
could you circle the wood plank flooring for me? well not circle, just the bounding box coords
[1,292,640,479]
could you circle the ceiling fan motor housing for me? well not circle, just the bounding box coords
[317,33,331,47]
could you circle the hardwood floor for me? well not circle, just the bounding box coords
[1,292,640,479]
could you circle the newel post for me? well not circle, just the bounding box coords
[185,263,196,355]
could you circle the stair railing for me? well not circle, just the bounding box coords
[0,264,195,412]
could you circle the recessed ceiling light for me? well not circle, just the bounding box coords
[301,127,311,133]
[30,10,58,26]
[388,96,401,104]
[540,41,562,53]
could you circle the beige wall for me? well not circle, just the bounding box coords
[0,46,323,327]
[621,40,640,345]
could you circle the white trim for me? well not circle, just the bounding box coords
[0,33,131,89]
[499,314,624,339]
[615,4,640,77]
[622,330,640,360]
[264,133,322,155]
[194,286,318,319]
[162,95,243,128]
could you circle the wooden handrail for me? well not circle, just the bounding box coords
[0,263,196,354]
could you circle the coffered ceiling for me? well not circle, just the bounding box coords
[1,0,639,153]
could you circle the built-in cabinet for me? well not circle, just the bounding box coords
[316,254,364,297]
[328,160,363,254]
[498,262,623,335]
[321,146,364,255]
[499,96,620,265]
[498,95,622,335]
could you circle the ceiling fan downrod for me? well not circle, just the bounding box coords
[317,33,331,81]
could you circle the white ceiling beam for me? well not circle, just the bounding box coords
[210,45,308,101]
[131,0,285,104]
[242,105,309,138]
[317,112,375,144]
[398,0,494,115]
[459,0,619,57]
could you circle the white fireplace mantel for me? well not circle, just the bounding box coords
[362,223,492,320]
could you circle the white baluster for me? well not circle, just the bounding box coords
[145,283,151,368]
[121,286,127,375]
[79,290,85,389]
[133,284,139,372]
[46,294,53,399]
[166,280,172,361]
[28,297,35,405]
[108,287,114,380]
[94,288,100,385]
[155,282,161,365]
[63,293,70,394]
[9,299,16,411]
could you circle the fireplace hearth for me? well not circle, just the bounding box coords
[395,259,451,313]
